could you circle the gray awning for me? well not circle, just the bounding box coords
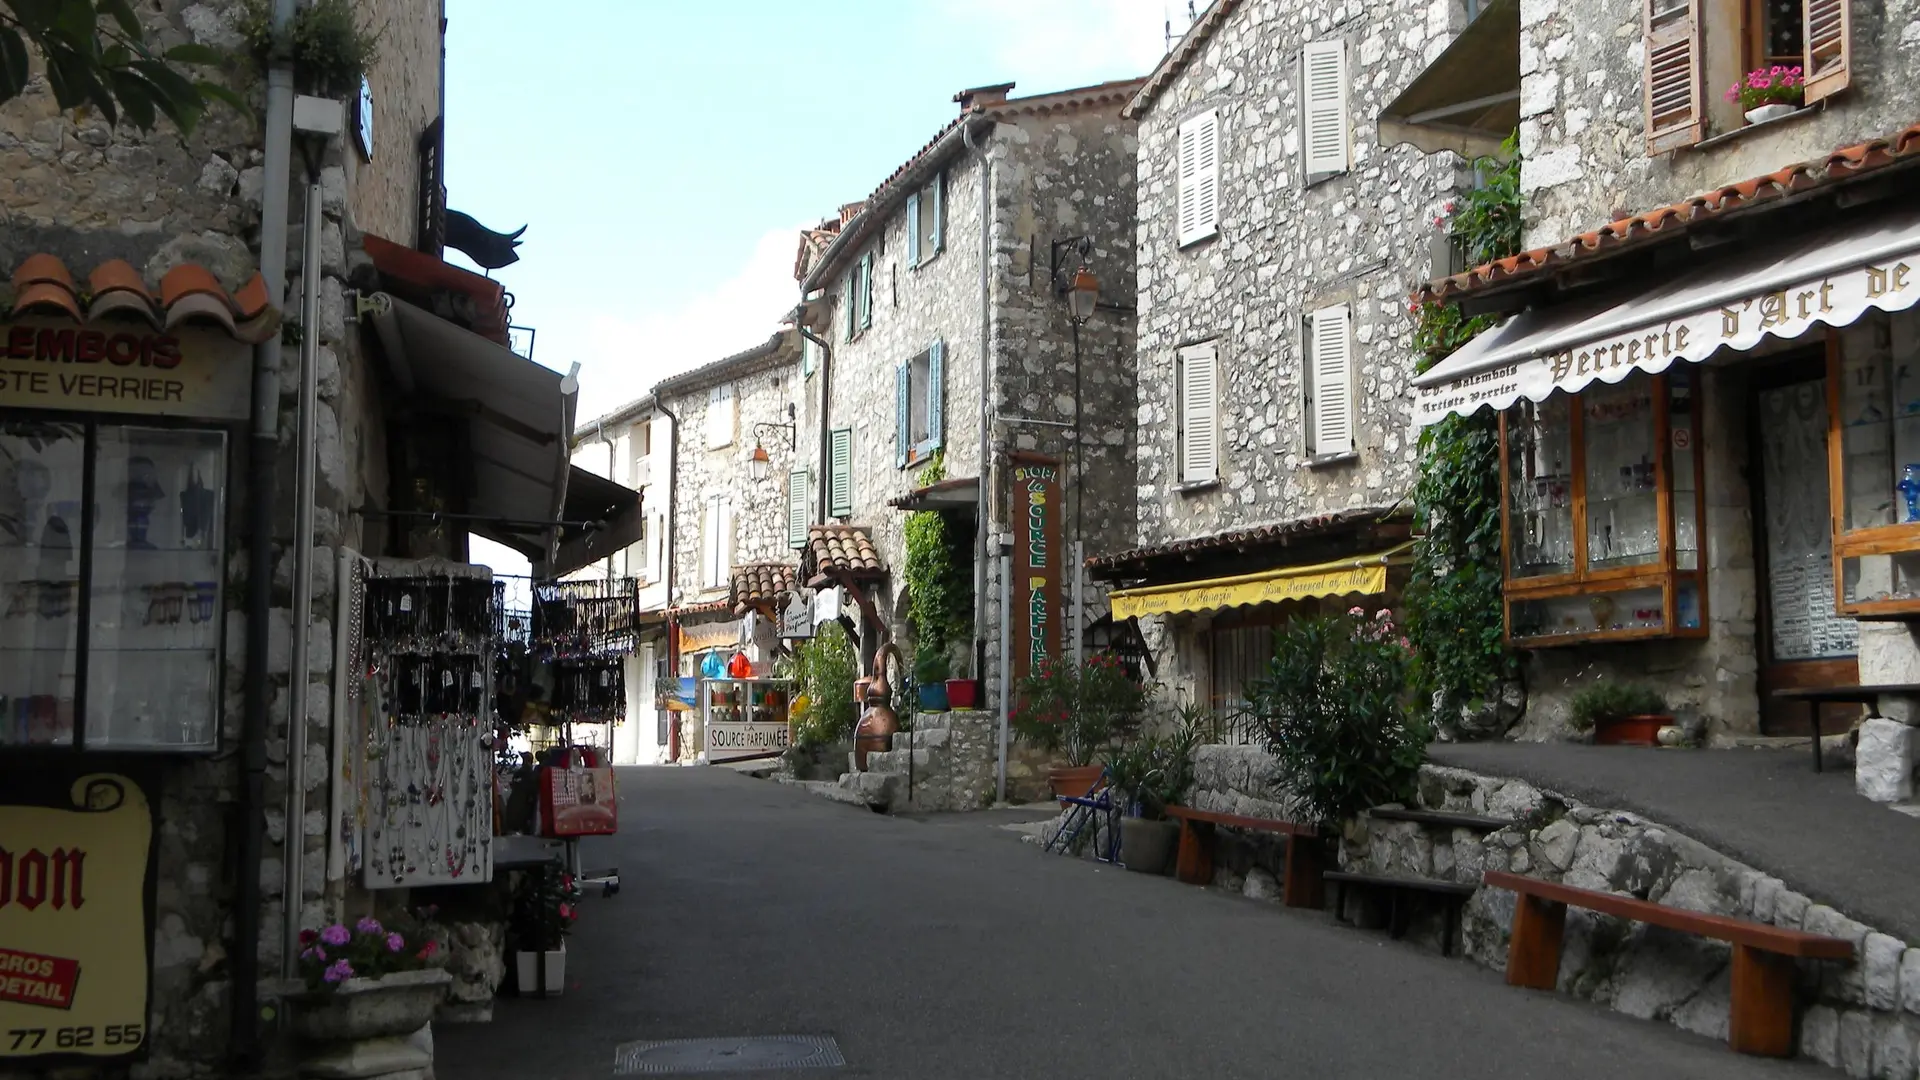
[887,476,979,511]
[367,293,579,562]
[551,467,645,578]
[1378,0,1520,159]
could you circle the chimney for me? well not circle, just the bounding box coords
[954,82,1016,113]
[839,201,865,227]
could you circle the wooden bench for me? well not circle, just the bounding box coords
[1769,683,1920,772]
[1484,871,1855,1057]
[1369,807,1512,832]
[1324,871,1478,957]
[1163,806,1324,908]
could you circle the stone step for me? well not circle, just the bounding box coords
[775,777,873,808]
[864,748,934,775]
[837,769,900,807]
[893,727,952,751]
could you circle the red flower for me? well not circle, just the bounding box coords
[420,940,440,958]
[557,902,574,920]
[299,929,318,946]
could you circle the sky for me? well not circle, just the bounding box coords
[449,0,1190,575]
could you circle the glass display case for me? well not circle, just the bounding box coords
[1832,311,1920,618]
[1499,370,1708,647]
[699,677,794,762]
[0,418,227,751]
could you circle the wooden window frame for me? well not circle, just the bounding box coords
[1826,326,1920,618]
[1498,372,1710,647]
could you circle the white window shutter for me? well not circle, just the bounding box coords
[1302,39,1349,176]
[906,192,922,269]
[1177,110,1219,246]
[701,499,718,588]
[1178,343,1218,484]
[1309,304,1354,456]
[930,173,944,254]
[787,469,809,549]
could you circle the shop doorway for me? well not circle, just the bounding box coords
[1751,356,1860,734]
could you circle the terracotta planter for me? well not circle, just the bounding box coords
[945,679,980,709]
[1121,817,1178,875]
[1595,713,1668,747]
[1048,764,1105,801]
[291,968,451,1043]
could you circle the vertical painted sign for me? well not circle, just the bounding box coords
[0,770,153,1060]
[1008,453,1063,689]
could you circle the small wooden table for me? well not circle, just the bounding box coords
[1768,683,1920,772]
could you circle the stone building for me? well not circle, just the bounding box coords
[791,79,1143,707]
[0,3,589,1076]
[1088,1,1470,721]
[1404,0,1920,794]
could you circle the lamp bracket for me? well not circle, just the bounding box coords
[1048,236,1093,295]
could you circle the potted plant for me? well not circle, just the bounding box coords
[1725,65,1803,125]
[945,659,981,711]
[1568,682,1670,746]
[914,644,950,712]
[1108,707,1204,875]
[291,912,449,1044]
[1011,652,1152,799]
[509,863,581,996]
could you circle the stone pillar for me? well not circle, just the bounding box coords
[1856,715,1915,803]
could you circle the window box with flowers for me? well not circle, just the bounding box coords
[1726,64,1805,126]
[290,915,449,1045]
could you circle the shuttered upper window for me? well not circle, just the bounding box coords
[1301,39,1349,177]
[1176,109,1219,247]
[828,427,853,518]
[704,384,736,450]
[700,496,733,590]
[896,339,945,468]
[1645,0,1849,154]
[1305,304,1354,457]
[906,172,945,268]
[786,469,809,549]
[1177,342,1218,484]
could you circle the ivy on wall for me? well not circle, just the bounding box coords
[903,452,972,659]
[1404,135,1523,723]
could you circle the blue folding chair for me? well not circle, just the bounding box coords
[1044,768,1119,863]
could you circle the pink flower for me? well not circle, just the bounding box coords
[299,946,320,962]
[557,903,574,920]
[1348,606,1366,617]
[322,959,355,984]
[1443,201,1456,213]
[320,924,351,947]
[355,916,383,935]
[1375,609,1393,622]
[386,932,405,953]
[421,940,440,958]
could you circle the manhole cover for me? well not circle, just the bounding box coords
[613,1035,845,1075]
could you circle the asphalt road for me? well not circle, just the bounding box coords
[437,766,1825,1080]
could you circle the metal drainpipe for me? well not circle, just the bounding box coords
[798,324,833,523]
[282,178,323,976]
[964,120,993,699]
[655,401,682,665]
[235,0,297,1062]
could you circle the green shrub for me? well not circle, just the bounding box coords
[1246,609,1428,825]
[1107,705,1206,819]
[1567,683,1667,732]
[1010,652,1151,767]
[792,623,859,747]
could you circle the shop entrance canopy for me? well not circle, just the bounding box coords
[1108,544,1411,620]
[1413,203,1920,426]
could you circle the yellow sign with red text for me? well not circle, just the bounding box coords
[0,318,251,421]
[0,775,151,1059]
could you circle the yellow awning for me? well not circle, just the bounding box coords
[1108,543,1412,620]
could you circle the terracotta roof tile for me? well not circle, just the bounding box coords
[668,599,732,619]
[1417,119,1920,304]
[3,253,280,343]
[1087,505,1411,575]
[362,232,511,346]
[804,524,886,588]
[730,561,798,615]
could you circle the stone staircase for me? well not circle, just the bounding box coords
[779,710,1002,813]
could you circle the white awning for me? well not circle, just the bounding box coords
[1413,204,1920,426]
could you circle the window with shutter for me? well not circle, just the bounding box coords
[717,498,734,582]
[906,192,922,269]
[1644,0,1705,154]
[700,498,720,588]
[860,253,875,330]
[1301,40,1349,177]
[1176,109,1219,247]
[845,269,857,341]
[801,335,816,379]
[1177,343,1219,484]
[896,360,912,468]
[1803,0,1849,104]
[930,172,944,256]
[925,339,945,452]
[829,428,853,518]
[704,384,735,450]
[1307,304,1354,457]
[787,469,809,549]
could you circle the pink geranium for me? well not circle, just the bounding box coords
[1725,66,1803,111]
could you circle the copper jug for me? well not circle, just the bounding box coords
[853,643,901,771]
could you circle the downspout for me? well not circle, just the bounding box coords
[798,323,833,523]
[236,0,297,1062]
[655,400,682,757]
[964,119,993,700]
[602,419,615,581]
[282,177,324,977]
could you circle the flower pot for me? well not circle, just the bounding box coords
[945,678,980,710]
[917,682,950,712]
[1121,816,1178,875]
[291,968,451,1043]
[1595,714,1669,747]
[514,945,566,997]
[1745,103,1798,124]
[1048,764,1105,801]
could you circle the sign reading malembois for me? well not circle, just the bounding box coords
[0,318,252,421]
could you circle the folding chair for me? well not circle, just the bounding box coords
[1044,768,1119,863]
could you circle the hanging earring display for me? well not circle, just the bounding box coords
[529,577,639,660]
[550,656,626,725]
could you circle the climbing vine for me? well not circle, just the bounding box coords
[1404,134,1523,723]
[902,452,971,657]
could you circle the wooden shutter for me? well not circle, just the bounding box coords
[1177,109,1219,246]
[1643,0,1704,154]
[926,339,945,451]
[1301,40,1349,176]
[930,173,944,255]
[828,427,853,518]
[906,192,922,269]
[1309,304,1354,456]
[1803,0,1850,105]
[719,499,734,578]
[1178,343,1218,484]
[845,269,856,341]
[896,360,912,467]
[787,469,809,549]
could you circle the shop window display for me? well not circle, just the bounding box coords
[1833,310,1920,616]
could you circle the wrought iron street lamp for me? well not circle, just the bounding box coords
[747,404,798,482]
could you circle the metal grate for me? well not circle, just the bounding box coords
[612,1035,845,1075]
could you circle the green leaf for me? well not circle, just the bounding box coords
[106,68,154,128]
[0,27,31,100]
[51,0,99,46]
[97,0,141,41]
[195,78,249,115]
[163,43,225,66]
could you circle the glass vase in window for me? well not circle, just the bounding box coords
[1835,314,1920,530]
[1581,379,1660,571]
[1506,396,1574,578]
[0,421,85,747]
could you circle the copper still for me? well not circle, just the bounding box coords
[853,642,901,771]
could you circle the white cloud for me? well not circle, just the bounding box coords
[946,0,1183,89]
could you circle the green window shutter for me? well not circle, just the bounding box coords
[861,253,874,329]
[930,173,944,255]
[905,192,921,269]
[896,360,911,468]
[829,428,853,518]
[845,270,856,341]
[927,338,945,451]
[786,468,809,549]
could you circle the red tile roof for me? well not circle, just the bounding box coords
[7,254,280,343]
[1417,119,1920,304]
[804,524,885,588]
[362,233,511,345]
[1087,505,1410,575]
[731,562,797,616]
[668,599,732,619]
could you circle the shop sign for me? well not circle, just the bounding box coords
[704,721,791,762]
[812,586,842,625]
[0,772,153,1060]
[0,319,251,421]
[677,618,740,654]
[1008,453,1063,688]
[781,590,815,639]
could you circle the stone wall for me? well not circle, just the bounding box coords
[347,0,444,246]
